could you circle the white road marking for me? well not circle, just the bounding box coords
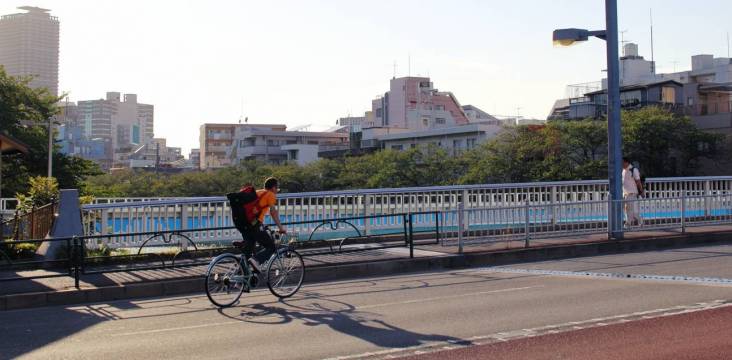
[475,266,732,286]
[324,300,731,360]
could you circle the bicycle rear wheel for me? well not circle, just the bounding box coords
[205,254,246,307]
[266,248,305,298]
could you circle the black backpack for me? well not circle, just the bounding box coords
[227,186,259,231]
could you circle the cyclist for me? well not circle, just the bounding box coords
[233,177,287,273]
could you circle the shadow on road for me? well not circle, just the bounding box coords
[218,296,473,350]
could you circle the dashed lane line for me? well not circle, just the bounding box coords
[475,266,732,286]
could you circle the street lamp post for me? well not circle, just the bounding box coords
[553,0,623,239]
[48,116,53,178]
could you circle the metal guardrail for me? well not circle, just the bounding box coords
[2,191,730,286]
[66,176,732,242]
[442,193,732,251]
[0,212,438,286]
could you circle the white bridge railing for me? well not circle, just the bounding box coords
[2,177,731,249]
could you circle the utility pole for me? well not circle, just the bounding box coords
[606,0,623,240]
[47,116,53,178]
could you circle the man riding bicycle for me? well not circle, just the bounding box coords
[233,177,287,273]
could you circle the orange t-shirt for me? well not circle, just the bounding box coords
[255,189,277,222]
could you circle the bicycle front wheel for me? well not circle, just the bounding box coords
[266,248,305,298]
[205,254,246,307]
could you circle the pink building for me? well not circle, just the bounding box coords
[371,77,469,131]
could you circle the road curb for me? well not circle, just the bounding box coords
[1,229,730,311]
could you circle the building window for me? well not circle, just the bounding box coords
[436,118,446,125]
[466,138,477,149]
[391,145,403,151]
[687,97,694,106]
[422,118,429,127]
[435,105,445,111]
[661,87,676,104]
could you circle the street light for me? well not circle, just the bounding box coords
[552,28,606,45]
[553,0,624,240]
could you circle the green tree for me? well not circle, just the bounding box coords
[15,176,59,212]
[459,125,547,184]
[622,107,723,176]
[0,66,101,196]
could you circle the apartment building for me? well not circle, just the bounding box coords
[548,43,732,134]
[189,149,201,169]
[0,6,59,96]
[350,76,502,152]
[198,123,349,169]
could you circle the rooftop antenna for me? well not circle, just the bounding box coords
[238,97,243,124]
[650,9,655,73]
[620,29,629,55]
[408,53,411,77]
[727,32,730,58]
[671,60,679,72]
[392,60,397,79]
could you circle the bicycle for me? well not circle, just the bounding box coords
[204,226,305,307]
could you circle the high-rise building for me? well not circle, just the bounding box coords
[0,6,59,96]
[77,92,155,155]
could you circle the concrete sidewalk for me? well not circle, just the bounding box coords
[1,225,730,311]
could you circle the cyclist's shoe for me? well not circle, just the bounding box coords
[248,274,259,289]
[248,258,262,274]
[232,240,245,248]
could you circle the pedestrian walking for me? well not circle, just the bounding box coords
[622,157,644,227]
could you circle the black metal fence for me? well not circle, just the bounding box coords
[0,212,440,288]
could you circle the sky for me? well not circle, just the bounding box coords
[2,0,731,155]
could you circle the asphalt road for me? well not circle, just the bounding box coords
[0,244,730,360]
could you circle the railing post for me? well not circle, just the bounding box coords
[704,180,711,218]
[524,200,530,248]
[72,236,80,289]
[457,202,464,254]
[181,204,189,230]
[102,209,110,236]
[363,194,371,236]
[550,186,557,227]
[680,192,686,233]
[408,213,414,259]
[403,214,409,247]
[435,211,440,245]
